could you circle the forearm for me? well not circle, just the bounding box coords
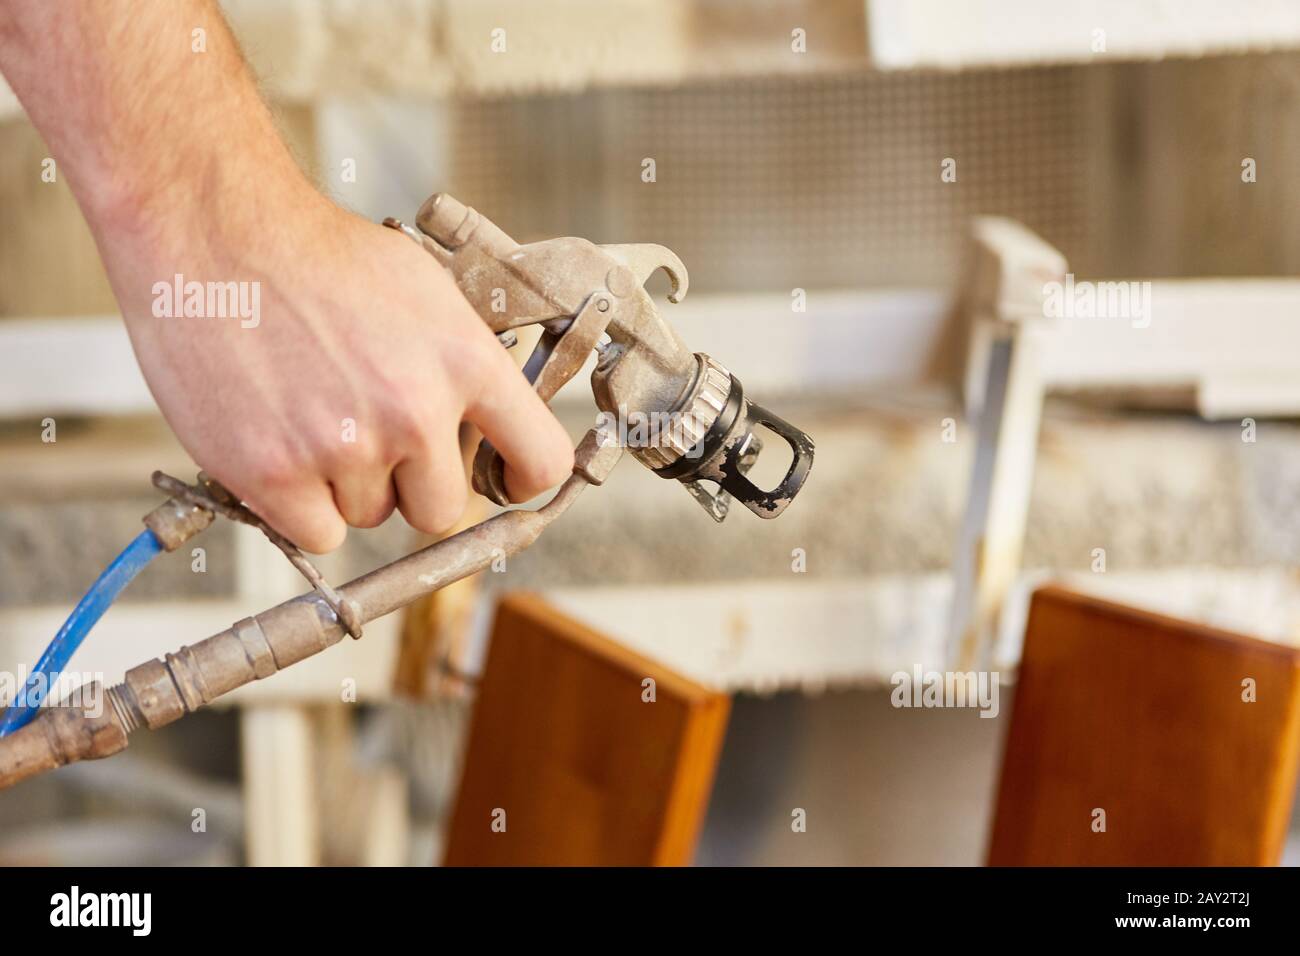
[0,0,312,244]
[0,0,574,551]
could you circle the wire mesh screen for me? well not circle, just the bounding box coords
[444,51,1300,291]
[446,66,1091,292]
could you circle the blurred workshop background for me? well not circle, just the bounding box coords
[3,0,1300,865]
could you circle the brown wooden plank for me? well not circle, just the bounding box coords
[443,592,730,866]
[989,585,1300,866]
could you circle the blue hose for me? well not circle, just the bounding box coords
[0,528,163,736]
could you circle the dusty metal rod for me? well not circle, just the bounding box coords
[344,474,587,622]
[0,432,621,791]
[0,686,128,790]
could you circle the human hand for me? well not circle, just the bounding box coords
[101,188,573,553]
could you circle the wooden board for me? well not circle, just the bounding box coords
[989,586,1300,866]
[444,592,730,866]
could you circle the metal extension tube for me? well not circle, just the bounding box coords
[0,431,622,791]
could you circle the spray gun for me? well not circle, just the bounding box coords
[388,194,813,520]
[0,194,813,789]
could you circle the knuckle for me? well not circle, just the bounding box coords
[322,425,383,472]
[446,334,503,397]
[342,491,397,530]
[428,479,468,533]
[507,457,570,502]
[543,443,576,484]
[300,521,347,555]
[247,452,301,492]
[524,442,575,492]
[380,394,430,453]
[403,477,467,536]
[513,464,551,496]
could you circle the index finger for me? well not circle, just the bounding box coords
[463,343,574,502]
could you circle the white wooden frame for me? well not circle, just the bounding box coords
[949,216,1300,670]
